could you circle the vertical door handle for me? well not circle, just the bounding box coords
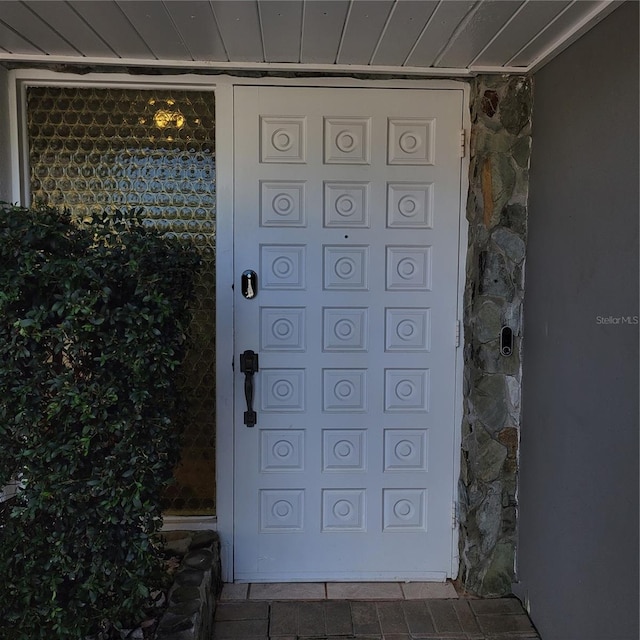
[240,350,259,427]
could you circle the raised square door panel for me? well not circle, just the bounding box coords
[260,181,306,227]
[324,246,369,290]
[385,308,431,352]
[388,118,435,165]
[384,369,430,413]
[260,245,306,290]
[260,307,305,351]
[261,369,305,412]
[384,429,429,471]
[260,116,306,163]
[383,489,428,531]
[324,117,371,164]
[322,489,366,531]
[322,429,367,471]
[324,182,370,228]
[323,369,367,412]
[260,489,305,532]
[260,429,305,472]
[386,246,432,291]
[234,85,464,581]
[323,308,368,352]
[387,183,434,228]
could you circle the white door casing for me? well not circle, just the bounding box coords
[233,86,464,581]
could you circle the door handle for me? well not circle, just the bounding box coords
[240,350,259,427]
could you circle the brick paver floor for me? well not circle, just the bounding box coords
[213,584,541,640]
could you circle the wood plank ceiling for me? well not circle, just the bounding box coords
[0,0,620,75]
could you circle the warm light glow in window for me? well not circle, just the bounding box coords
[153,109,186,130]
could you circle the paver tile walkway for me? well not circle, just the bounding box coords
[213,584,541,640]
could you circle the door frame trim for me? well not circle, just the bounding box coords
[7,71,470,583]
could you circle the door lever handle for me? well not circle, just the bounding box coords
[240,350,259,427]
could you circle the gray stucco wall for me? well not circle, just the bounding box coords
[518,3,639,639]
[0,66,13,202]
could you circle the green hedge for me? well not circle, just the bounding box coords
[0,204,200,638]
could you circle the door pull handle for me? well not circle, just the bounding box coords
[240,350,259,427]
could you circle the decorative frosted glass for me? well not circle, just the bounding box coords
[27,87,216,515]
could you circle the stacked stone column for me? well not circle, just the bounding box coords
[459,75,533,596]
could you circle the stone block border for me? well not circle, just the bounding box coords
[155,530,222,640]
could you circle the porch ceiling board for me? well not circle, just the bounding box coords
[508,0,604,67]
[24,1,115,58]
[434,0,523,68]
[404,0,477,68]
[0,20,42,56]
[210,1,262,62]
[163,0,227,62]
[335,0,394,66]
[0,0,621,75]
[68,0,153,59]
[0,0,80,56]
[258,0,303,63]
[117,1,192,62]
[471,0,572,68]
[300,0,350,64]
[369,0,440,67]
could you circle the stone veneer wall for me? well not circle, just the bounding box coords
[458,75,533,596]
[155,531,222,640]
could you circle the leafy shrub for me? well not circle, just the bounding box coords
[0,204,200,638]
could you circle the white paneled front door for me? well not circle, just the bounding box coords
[233,86,463,581]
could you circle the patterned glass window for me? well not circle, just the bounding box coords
[27,86,216,515]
